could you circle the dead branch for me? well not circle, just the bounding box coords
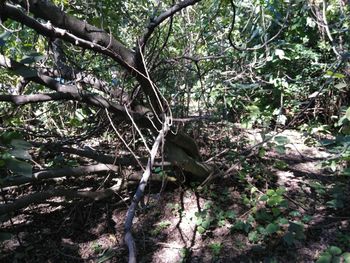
[0,186,120,215]
[124,120,170,263]
[140,0,201,46]
[2,164,119,187]
[0,93,78,105]
[5,1,135,70]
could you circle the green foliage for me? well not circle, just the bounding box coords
[179,247,190,263]
[316,246,350,263]
[209,242,222,257]
[1,0,350,260]
[150,220,171,236]
[0,132,32,179]
[194,200,237,235]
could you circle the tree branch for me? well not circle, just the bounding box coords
[140,0,201,47]
[124,120,170,263]
[3,2,136,70]
[0,92,76,105]
[2,163,119,187]
[0,187,120,215]
[0,54,148,124]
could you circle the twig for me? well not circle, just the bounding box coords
[105,109,145,171]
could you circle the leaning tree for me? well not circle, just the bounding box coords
[0,0,214,261]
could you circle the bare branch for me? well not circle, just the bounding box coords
[3,3,136,70]
[31,142,172,167]
[140,0,201,47]
[0,93,76,105]
[124,120,170,263]
[0,187,119,215]
[2,164,119,187]
[228,0,291,51]
[0,54,147,123]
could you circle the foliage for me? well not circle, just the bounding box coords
[0,0,350,261]
[316,246,350,263]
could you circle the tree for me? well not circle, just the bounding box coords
[1,0,349,262]
[0,0,213,261]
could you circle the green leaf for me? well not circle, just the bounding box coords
[328,246,342,256]
[336,83,348,90]
[316,253,332,263]
[325,71,345,79]
[341,168,350,176]
[265,223,279,234]
[266,189,275,196]
[195,216,202,225]
[274,136,289,145]
[225,210,236,219]
[248,230,259,242]
[267,196,283,206]
[276,187,286,195]
[346,107,350,121]
[275,145,286,154]
[13,66,37,78]
[9,148,32,161]
[302,215,312,223]
[0,31,11,41]
[271,207,281,217]
[258,147,266,157]
[288,222,305,240]
[6,158,32,177]
[259,195,268,201]
[1,131,22,144]
[283,232,294,246]
[342,252,350,263]
[10,139,32,150]
[278,217,289,225]
[154,167,162,173]
[289,210,301,217]
[97,249,116,263]
[201,219,211,229]
[197,226,206,234]
[20,52,44,64]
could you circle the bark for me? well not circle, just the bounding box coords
[8,1,135,70]
[2,164,119,187]
[124,119,170,263]
[0,187,119,215]
[2,163,177,188]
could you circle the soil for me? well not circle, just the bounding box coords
[1,123,349,263]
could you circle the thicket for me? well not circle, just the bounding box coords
[0,0,349,262]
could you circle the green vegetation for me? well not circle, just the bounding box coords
[0,0,350,262]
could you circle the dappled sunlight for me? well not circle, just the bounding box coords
[1,0,349,262]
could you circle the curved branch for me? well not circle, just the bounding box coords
[2,164,119,187]
[140,0,201,47]
[0,187,119,215]
[124,121,170,263]
[228,0,291,51]
[0,92,76,105]
[3,2,136,70]
[0,54,149,124]
[149,16,174,71]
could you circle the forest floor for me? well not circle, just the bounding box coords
[1,121,350,263]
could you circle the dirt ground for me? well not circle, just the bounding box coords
[1,123,349,262]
